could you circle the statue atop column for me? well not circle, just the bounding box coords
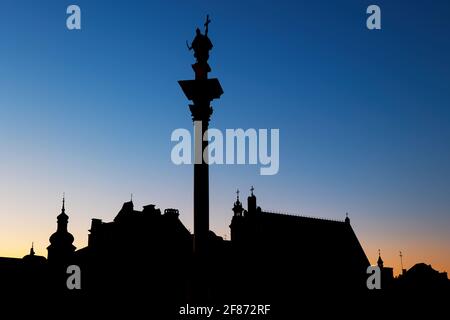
[187,15,213,79]
[179,14,223,261]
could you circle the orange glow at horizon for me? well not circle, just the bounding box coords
[1,199,449,278]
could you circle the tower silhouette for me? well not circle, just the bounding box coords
[378,249,384,268]
[47,196,76,265]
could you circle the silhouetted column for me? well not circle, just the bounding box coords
[179,79,222,257]
[192,107,210,256]
[179,18,223,256]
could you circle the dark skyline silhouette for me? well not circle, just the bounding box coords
[1,189,449,315]
[1,8,450,317]
[2,2,450,277]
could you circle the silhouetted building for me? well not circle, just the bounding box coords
[74,200,193,303]
[1,193,449,312]
[377,250,394,289]
[23,243,46,265]
[86,201,192,256]
[0,257,22,292]
[397,263,449,291]
[229,188,370,298]
[47,197,76,265]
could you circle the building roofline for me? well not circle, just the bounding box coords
[262,210,345,223]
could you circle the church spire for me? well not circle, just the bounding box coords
[48,196,76,263]
[30,242,35,256]
[57,193,69,228]
[377,249,384,268]
[232,189,243,216]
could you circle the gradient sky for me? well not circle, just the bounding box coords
[0,0,449,275]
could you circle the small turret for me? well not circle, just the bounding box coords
[47,194,76,264]
[232,189,244,217]
[247,186,257,214]
[377,249,384,268]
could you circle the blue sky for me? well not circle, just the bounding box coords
[0,0,449,273]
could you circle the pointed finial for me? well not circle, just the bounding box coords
[399,251,404,274]
[399,250,404,272]
[62,192,65,213]
[236,189,240,201]
[250,186,254,196]
[345,212,350,223]
[377,249,384,268]
[30,242,35,256]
